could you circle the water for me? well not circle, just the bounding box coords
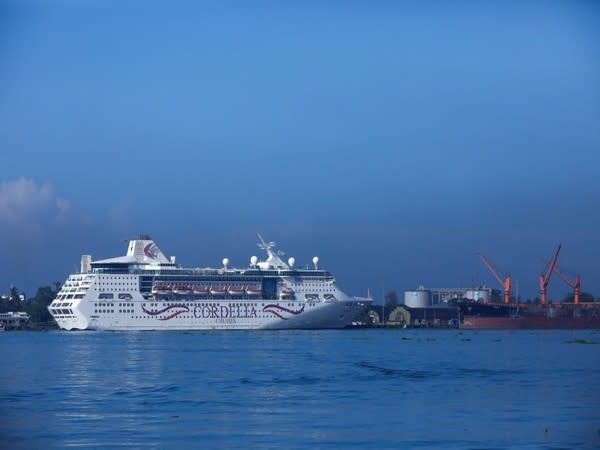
[1,329,599,449]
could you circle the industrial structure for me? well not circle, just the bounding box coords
[553,266,581,305]
[380,243,597,329]
[540,244,561,305]
[477,252,511,304]
[403,286,497,308]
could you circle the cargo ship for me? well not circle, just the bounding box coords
[48,235,372,330]
[459,302,600,329]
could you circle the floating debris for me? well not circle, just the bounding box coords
[565,339,597,345]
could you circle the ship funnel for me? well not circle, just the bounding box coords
[81,255,91,273]
[127,237,170,264]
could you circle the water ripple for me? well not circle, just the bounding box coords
[1,329,599,448]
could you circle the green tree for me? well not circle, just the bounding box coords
[0,285,22,312]
[9,285,20,302]
[562,292,595,303]
[384,290,398,308]
[25,286,56,324]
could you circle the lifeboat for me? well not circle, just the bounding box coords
[245,286,263,296]
[279,287,295,299]
[172,285,191,295]
[192,286,209,295]
[227,286,245,296]
[152,285,171,295]
[209,286,227,296]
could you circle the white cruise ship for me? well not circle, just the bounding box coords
[48,235,372,330]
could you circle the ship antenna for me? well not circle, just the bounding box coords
[257,233,276,258]
[257,233,268,249]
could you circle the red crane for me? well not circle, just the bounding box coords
[553,267,581,305]
[539,244,561,305]
[477,253,511,304]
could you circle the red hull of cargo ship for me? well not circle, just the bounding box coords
[461,316,600,329]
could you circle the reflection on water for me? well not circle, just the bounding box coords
[1,329,599,448]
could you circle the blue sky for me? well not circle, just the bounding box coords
[1,1,599,301]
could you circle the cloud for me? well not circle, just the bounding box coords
[0,177,71,228]
[55,197,72,223]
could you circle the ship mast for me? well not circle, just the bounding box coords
[257,234,288,269]
[257,233,276,259]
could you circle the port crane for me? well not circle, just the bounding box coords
[540,244,561,305]
[476,253,511,304]
[553,266,581,305]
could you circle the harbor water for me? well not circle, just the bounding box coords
[1,329,599,449]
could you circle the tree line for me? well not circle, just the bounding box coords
[0,285,57,324]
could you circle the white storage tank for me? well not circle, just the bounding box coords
[464,289,491,303]
[404,289,431,308]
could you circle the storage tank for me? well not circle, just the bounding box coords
[404,289,431,308]
[464,289,491,303]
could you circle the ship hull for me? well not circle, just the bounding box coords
[461,315,600,329]
[459,303,600,329]
[58,298,370,331]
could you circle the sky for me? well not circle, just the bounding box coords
[1,1,599,301]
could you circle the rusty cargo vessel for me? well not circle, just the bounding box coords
[459,302,600,329]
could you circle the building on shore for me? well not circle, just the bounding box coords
[360,286,500,328]
[0,311,31,329]
[378,305,459,328]
[403,286,499,308]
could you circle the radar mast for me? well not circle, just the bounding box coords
[256,234,288,269]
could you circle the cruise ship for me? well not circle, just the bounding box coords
[48,235,372,330]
